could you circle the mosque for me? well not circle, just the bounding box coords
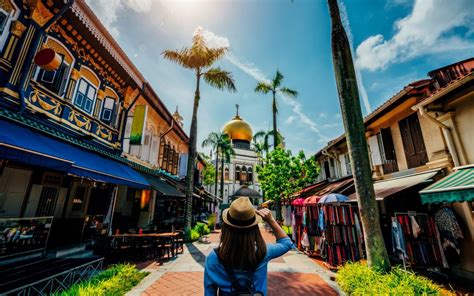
[206,105,263,210]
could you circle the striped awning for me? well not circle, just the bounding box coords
[420,165,474,204]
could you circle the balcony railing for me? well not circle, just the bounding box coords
[25,82,120,149]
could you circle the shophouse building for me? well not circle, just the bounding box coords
[306,58,474,279]
[0,0,191,256]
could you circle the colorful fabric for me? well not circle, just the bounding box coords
[410,216,421,238]
[434,207,463,250]
[391,219,407,258]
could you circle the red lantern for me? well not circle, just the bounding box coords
[34,48,62,71]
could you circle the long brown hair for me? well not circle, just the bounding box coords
[217,223,267,270]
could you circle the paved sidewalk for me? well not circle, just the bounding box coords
[127,226,342,296]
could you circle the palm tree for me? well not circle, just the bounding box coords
[163,29,236,229]
[253,130,271,158]
[218,134,234,200]
[327,0,390,270]
[255,70,298,148]
[202,132,225,198]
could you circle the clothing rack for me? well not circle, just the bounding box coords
[392,212,446,269]
[307,203,364,267]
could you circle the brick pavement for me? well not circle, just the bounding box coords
[128,226,341,296]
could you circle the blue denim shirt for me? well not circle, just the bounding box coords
[204,237,294,296]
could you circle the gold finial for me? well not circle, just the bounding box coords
[235,104,239,116]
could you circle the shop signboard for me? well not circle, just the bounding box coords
[0,216,53,259]
[130,105,148,145]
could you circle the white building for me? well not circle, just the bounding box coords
[206,109,263,208]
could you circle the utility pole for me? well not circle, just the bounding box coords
[327,0,390,271]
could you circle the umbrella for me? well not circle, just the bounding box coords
[318,193,348,204]
[304,195,321,206]
[291,198,305,206]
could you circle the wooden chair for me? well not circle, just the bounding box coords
[135,237,154,261]
[156,236,175,261]
[174,230,185,254]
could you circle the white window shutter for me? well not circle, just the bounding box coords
[368,136,382,166]
[339,154,347,176]
[179,154,188,178]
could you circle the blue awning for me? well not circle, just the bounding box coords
[0,119,149,189]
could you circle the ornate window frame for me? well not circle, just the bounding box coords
[73,65,100,115]
[33,36,75,97]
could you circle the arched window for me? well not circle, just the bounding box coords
[100,87,118,124]
[240,166,247,184]
[247,167,253,183]
[159,139,165,167]
[73,66,100,114]
[35,37,74,96]
[224,167,229,180]
[235,166,241,182]
[162,141,169,170]
[167,146,175,173]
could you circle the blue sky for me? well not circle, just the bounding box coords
[86,0,474,155]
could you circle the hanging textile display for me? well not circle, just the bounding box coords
[393,212,448,268]
[434,207,464,254]
[320,204,364,267]
[290,198,306,248]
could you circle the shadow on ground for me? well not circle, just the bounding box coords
[185,242,213,268]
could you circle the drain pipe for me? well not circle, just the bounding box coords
[18,0,75,114]
[416,106,461,167]
[120,82,146,150]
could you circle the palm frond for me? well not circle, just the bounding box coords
[253,130,267,143]
[273,70,284,88]
[202,132,220,148]
[279,87,298,98]
[255,82,272,94]
[203,67,237,92]
[162,49,196,69]
[190,30,228,68]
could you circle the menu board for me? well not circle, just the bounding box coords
[0,216,53,259]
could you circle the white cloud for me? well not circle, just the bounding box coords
[86,0,121,37]
[85,0,152,37]
[285,116,296,124]
[356,0,474,71]
[198,27,231,49]
[125,0,152,13]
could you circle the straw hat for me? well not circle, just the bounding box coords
[222,197,261,229]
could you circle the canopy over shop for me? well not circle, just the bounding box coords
[420,166,474,204]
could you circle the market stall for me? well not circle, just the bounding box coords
[316,194,365,268]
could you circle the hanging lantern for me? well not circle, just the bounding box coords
[34,48,62,71]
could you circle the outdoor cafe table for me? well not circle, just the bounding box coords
[110,232,178,238]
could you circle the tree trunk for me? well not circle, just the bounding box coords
[214,147,219,197]
[220,153,225,200]
[276,198,282,222]
[185,73,200,229]
[327,0,390,271]
[272,92,278,149]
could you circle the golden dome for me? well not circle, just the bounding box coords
[222,115,253,142]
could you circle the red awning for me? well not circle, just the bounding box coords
[291,198,305,206]
[304,195,321,206]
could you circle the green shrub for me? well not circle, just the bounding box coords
[184,227,201,242]
[208,214,216,231]
[57,264,148,296]
[194,222,210,236]
[282,225,292,235]
[337,262,452,295]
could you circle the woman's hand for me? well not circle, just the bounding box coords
[256,208,275,223]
